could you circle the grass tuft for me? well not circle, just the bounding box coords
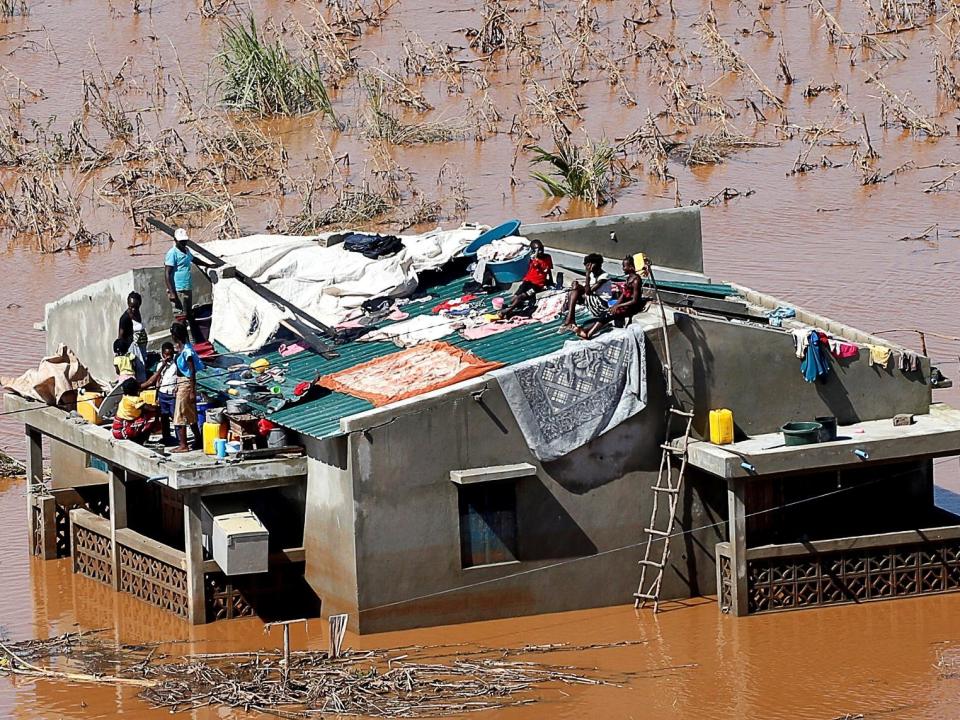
[215,15,335,119]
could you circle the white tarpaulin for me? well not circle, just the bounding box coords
[206,225,484,352]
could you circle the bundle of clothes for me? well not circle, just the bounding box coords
[342,232,404,259]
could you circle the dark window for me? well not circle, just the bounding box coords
[458,481,517,568]
[87,454,109,474]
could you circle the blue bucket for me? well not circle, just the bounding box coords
[463,219,521,256]
[489,251,533,284]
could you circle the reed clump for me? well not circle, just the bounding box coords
[215,15,334,118]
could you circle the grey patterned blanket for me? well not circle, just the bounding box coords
[492,325,647,461]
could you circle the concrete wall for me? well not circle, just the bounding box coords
[522,207,704,272]
[336,331,726,634]
[49,440,107,490]
[45,266,211,383]
[302,436,361,626]
[670,314,932,439]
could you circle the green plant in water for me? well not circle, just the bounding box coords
[528,134,626,207]
[215,15,334,119]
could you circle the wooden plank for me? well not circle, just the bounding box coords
[747,524,960,560]
[450,463,537,485]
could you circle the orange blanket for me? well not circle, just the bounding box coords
[318,342,502,407]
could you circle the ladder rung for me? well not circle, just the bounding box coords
[660,443,687,453]
[644,527,670,537]
[669,408,694,417]
[652,485,680,493]
[638,559,664,568]
[633,592,656,600]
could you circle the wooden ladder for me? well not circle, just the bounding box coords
[634,405,695,612]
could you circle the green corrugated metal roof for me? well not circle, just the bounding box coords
[198,271,736,439]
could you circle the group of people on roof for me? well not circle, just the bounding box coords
[500,239,649,338]
[110,230,203,452]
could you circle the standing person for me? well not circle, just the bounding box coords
[560,253,613,330]
[165,229,197,341]
[170,322,203,453]
[575,255,648,339]
[500,240,555,318]
[118,291,148,382]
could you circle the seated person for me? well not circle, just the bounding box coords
[111,378,158,443]
[113,338,136,384]
[561,252,613,330]
[575,255,648,339]
[500,240,554,318]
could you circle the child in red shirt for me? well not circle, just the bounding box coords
[500,240,554,318]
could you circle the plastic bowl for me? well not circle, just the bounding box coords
[463,219,521,256]
[489,251,533,284]
[781,421,823,446]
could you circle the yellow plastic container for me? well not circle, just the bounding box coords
[77,390,103,425]
[139,389,158,406]
[709,408,734,445]
[203,421,224,455]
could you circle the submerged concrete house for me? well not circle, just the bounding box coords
[10,207,960,633]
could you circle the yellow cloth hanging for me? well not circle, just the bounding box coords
[868,344,892,368]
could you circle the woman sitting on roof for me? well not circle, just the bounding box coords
[562,254,648,339]
[111,377,158,443]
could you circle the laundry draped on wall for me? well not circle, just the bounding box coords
[492,325,648,462]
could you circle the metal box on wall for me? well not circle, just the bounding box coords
[212,511,269,575]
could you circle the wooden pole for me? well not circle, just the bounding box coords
[264,618,308,687]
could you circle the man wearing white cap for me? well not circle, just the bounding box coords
[165,228,196,339]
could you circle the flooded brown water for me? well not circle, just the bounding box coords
[3,0,960,716]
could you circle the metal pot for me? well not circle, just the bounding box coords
[226,398,249,415]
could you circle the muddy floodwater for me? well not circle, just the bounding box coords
[3,0,960,716]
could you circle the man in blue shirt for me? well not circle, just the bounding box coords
[165,228,197,340]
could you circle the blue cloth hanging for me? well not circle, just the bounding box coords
[801,330,830,382]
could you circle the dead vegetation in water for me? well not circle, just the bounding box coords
[0,632,643,718]
[360,71,468,144]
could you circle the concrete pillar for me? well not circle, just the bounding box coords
[38,493,57,559]
[109,467,127,591]
[726,477,749,616]
[183,491,206,625]
[25,427,43,554]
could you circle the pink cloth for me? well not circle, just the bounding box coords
[387,309,410,321]
[828,339,859,359]
[461,317,534,340]
[531,292,568,323]
[279,342,308,357]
